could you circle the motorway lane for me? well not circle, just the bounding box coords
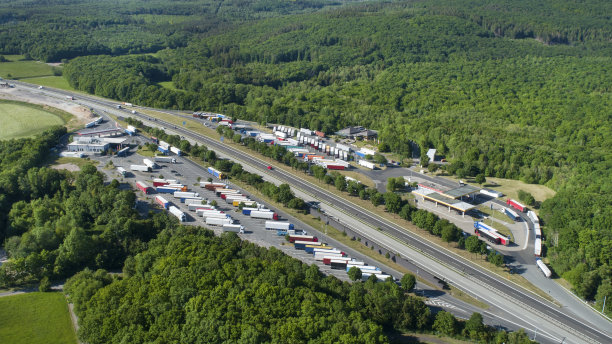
[14,81,612,343]
[116,108,610,343]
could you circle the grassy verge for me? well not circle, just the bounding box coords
[50,156,98,170]
[480,217,514,241]
[195,157,490,310]
[137,145,157,157]
[441,174,556,207]
[0,100,68,140]
[390,332,474,344]
[133,109,556,303]
[21,76,73,91]
[0,60,56,79]
[477,205,515,224]
[0,292,77,344]
[336,169,375,188]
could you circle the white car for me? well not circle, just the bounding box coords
[38,86,43,89]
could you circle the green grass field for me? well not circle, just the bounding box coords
[158,81,185,92]
[21,76,73,90]
[0,60,57,79]
[0,292,77,344]
[0,102,66,140]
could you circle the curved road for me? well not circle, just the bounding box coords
[14,81,612,343]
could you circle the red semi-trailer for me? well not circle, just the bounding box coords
[136,181,151,194]
[506,199,526,212]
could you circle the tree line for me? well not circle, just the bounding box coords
[65,225,535,343]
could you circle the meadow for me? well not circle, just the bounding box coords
[0,102,66,140]
[0,292,77,344]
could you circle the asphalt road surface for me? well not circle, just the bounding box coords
[14,80,612,343]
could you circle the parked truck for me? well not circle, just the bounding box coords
[222,224,245,234]
[143,158,156,169]
[289,234,317,243]
[130,164,151,172]
[155,196,169,209]
[206,217,233,226]
[173,191,199,198]
[170,146,182,156]
[207,167,225,179]
[265,221,294,230]
[117,167,127,176]
[169,206,186,222]
[250,211,279,220]
[358,160,375,170]
[154,156,176,164]
[136,181,151,194]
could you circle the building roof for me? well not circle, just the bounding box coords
[442,185,480,199]
[336,126,377,137]
[412,187,477,212]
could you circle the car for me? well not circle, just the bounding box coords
[267,165,273,170]
[38,86,43,89]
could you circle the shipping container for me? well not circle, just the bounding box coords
[156,186,179,194]
[232,200,257,207]
[188,203,214,211]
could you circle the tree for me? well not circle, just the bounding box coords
[384,192,402,214]
[39,276,51,292]
[465,235,481,253]
[463,312,485,340]
[277,183,294,205]
[487,251,505,267]
[427,163,439,173]
[334,175,346,191]
[370,192,383,207]
[518,189,536,206]
[386,178,396,192]
[348,266,362,281]
[378,142,390,153]
[475,173,486,185]
[400,273,416,292]
[420,154,430,167]
[433,311,458,336]
[374,154,387,165]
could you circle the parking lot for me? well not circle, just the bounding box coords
[90,143,408,283]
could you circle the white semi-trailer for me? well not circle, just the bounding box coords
[143,158,156,169]
[169,206,186,222]
[265,221,294,230]
[358,160,375,170]
[222,224,245,234]
[130,164,151,172]
[206,217,233,226]
[173,191,199,198]
[154,156,176,164]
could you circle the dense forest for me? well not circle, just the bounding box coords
[2,0,611,315]
[64,226,533,343]
[0,128,173,286]
[0,128,536,342]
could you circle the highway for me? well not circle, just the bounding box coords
[15,80,612,343]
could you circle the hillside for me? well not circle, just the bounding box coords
[1,0,611,315]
